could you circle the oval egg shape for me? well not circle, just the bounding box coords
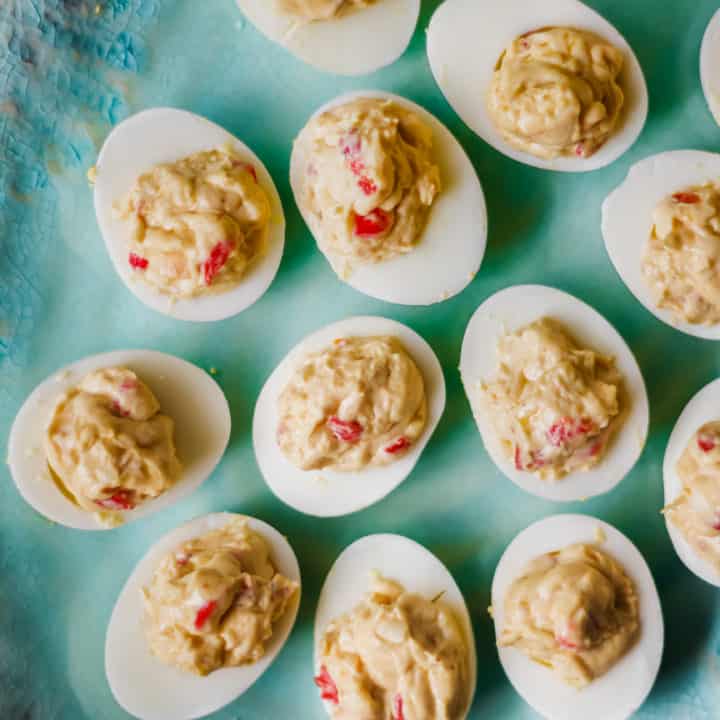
[491,513,664,720]
[663,377,720,587]
[94,107,285,322]
[460,285,649,502]
[253,315,446,516]
[701,10,720,126]
[235,0,419,77]
[602,149,720,340]
[105,512,301,720]
[290,90,487,305]
[427,0,648,172]
[8,349,231,530]
[314,533,476,717]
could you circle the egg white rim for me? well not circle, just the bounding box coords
[252,316,446,517]
[602,149,720,340]
[290,89,487,305]
[94,107,286,322]
[700,9,720,126]
[491,513,664,720]
[662,377,720,587]
[459,284,649,502]
[7,350,231,531]
[235,0,420,77]
[313,533,477,718]
[427,0,648,172]
[105,512,301,720]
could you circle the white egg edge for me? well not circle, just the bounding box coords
[427,0,649,173]
[289,89,487,305]
[602,149,720,341]
[662,377,720,587]
[235,0,420,77]
[7,349,231,531]
[252,315,446,517]
[491,513,664,720]
[313,533,477,718]
[700,9,720,126]
[105,512,302,720]
[459,284,649,502]
[94,107,286,322]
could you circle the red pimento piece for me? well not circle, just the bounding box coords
[111,400,130,417]
[128,252,149,270]
[203,241,234,286]
[393,694,405,720]
[194,600,217,630]
[119,379,137,391]
[698,435,716,453]
[314,665,339,704]
[385,436,411,455]
[327,416,364,443]
[547,417,593,447]
[589,439,604,457]
[96,489,135,511]
[574,143,585,157]
[341,133,362,158]
[712,517,720,532]
[514,446,523,470]
[672,192,701,204]
[354,208,393,238]
[357,176,378,196]
[175,553,190,566]
[557,633,578,650]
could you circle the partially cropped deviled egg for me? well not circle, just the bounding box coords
[314,534,476,718]
[106,512,301,720]
[290,90,487,304]
[236,0,420,76]
[701,9,720,126]
[491,514,663,720]
[94,107,285,322]
[602,150,720,340]
[663,378,720,587]
[8,350,230,530]
[253,316,446,516]
[460,285,649,502]
[427,0,648,171]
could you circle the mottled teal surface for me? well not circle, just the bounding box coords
[1,0,720,718]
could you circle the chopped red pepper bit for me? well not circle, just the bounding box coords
[354,208,393,238]
[341,133,361,158]
[393,694,405,720]
[557,633,578,650]
[713,518,720,531]
[314,665,339,704]
[547,417,593,447]
[128,252,149,270]
[698,435,716,453]
[672,191,701,204]
[111,400,130,417]
[385,436,411,455]
[119,379,137,391]
[357,176,378,196]
[203,241,234,286]
[327,416,364,443]
[514,446,523,470]
[96,489,135,511]
[194,600,217,630]
[574,143,585,157]
[589,439,604,457]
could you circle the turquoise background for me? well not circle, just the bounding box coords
[2,0,720,717]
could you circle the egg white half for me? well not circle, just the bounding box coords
[236,0,419,76]
[663,377,720,587]
[94,107,285,322]
[459,285,649,502]
[105,512,301,720]
[290,89,487,305]
[700,10,720,126]
[602,150,720,340]
[253,316,446,516]
[7,350,231,530]
[314,533,476,718]
[427,0,648,172]
[491,514,664,720]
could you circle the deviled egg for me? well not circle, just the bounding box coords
[290,90,487,304]
[106,512,301,720]
[235,0,419,76]
[314,534,476,718]
[7,350,230,530]
[427,0,648,172]
[491,514,663,720]
[460,285,648,502]
[663,377,720,587]
[253,316,446,516]
[700,9,720,126]
[602,150,720,340]
[94,107,285,322]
